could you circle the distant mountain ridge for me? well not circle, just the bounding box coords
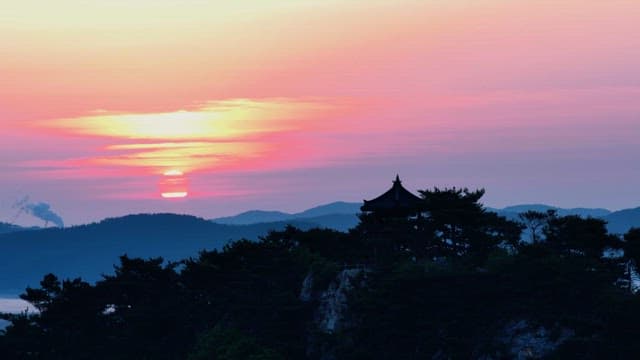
[0,222,39,235]
[215,202,640,235]
[0,214,324,295]
[496,204,612,218]
[486,204,639,234]
[1,202,639,295]
[601,207,640,234]
[211,201,361,230]
[0,222,23,235]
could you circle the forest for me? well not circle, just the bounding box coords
[2,187,640,359]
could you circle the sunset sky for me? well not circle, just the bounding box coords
[2,0,640,226]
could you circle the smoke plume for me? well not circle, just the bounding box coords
[13,196,65,228]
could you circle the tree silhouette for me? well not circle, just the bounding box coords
[624,228,640,263]
[417,187,521,262]
[20,273,61,313]
[4,187,640,359]
[544,215,614,258]
[519,210,556,244]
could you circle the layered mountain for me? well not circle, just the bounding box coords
[0,222,38,235]
[0,214,321,294]
[2,202,639,296]
[603,207,640,234]
[213,201,640,234]
[488,204,639,234]
[494,204,612,218]
[211,201,361,231]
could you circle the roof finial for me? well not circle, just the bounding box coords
[394,174,401,184]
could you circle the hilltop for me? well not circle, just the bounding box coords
[214,201,640,234]
[0,213,320,294]
[3,189,640,359]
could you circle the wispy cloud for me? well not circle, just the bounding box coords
[35,98,336,176]
[42,99,330,140]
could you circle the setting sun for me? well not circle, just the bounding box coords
[159,169,189,199]
[163,169,184,176]
[3,0,640,356]
[160,192,188,199]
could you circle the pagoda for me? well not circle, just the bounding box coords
[360,175,423,263]
[361,175,423,216]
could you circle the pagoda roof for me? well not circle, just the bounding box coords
[361,175,423,212]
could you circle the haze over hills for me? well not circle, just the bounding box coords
[494,204,612,218]
[1,201,639,296]
[0,222,24,235]
[4,202,637,236]
[211,201,361,229]
[488,204,640,234]
[603,207,640,235]
[0,203,364,295]
[0,214,322,295]
[213,201,640,234]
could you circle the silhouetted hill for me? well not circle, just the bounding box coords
[0,213,320,294]
[604,207,640,234]
[214,201,640,234]
[211,201,361,229]
[0,222,40,235]
[494,204,611,218]
[3,202,638,295]
[6,199,640,359]
[0,222,23,235]
[296,213,359,232]
[295,201,361,217]
[210,210,291,225]
[488,204,639,234]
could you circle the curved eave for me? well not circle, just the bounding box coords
[361,184,422,212]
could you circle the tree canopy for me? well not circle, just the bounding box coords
[2,188,639,359]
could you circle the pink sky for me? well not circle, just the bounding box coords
[2,0,640,225]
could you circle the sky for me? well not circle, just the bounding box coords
[2,0,640,226]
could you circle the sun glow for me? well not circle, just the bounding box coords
[38,98,332,182]
[160,191,188,199]
[98,141,265,174]
[163,169,184,176]
[159,169,189,199]
[44,99,325,140]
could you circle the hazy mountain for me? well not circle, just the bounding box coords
[488,204,639,234]
[295,213,360,232]
[2,202,639,295]
[210,210,292,225]
[604,207,640,234]
[0,222,42,235]
[498,204,611,218]
[295,201,362,218]
[213,201,640,234]
[211,201,361,228]
[0,222,23,235]
[0,213,322,295]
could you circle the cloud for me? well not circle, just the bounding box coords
[42,98,331,141]
[33,98,341,176]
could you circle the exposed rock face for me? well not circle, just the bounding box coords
[316,268,365,333]
[496,320,574,359]
[299,267,368,332]
[304,269,579,359]
[614,260,640,294]
[299,272,314,302]
[302,268,367,360]
[629,261,640,294]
